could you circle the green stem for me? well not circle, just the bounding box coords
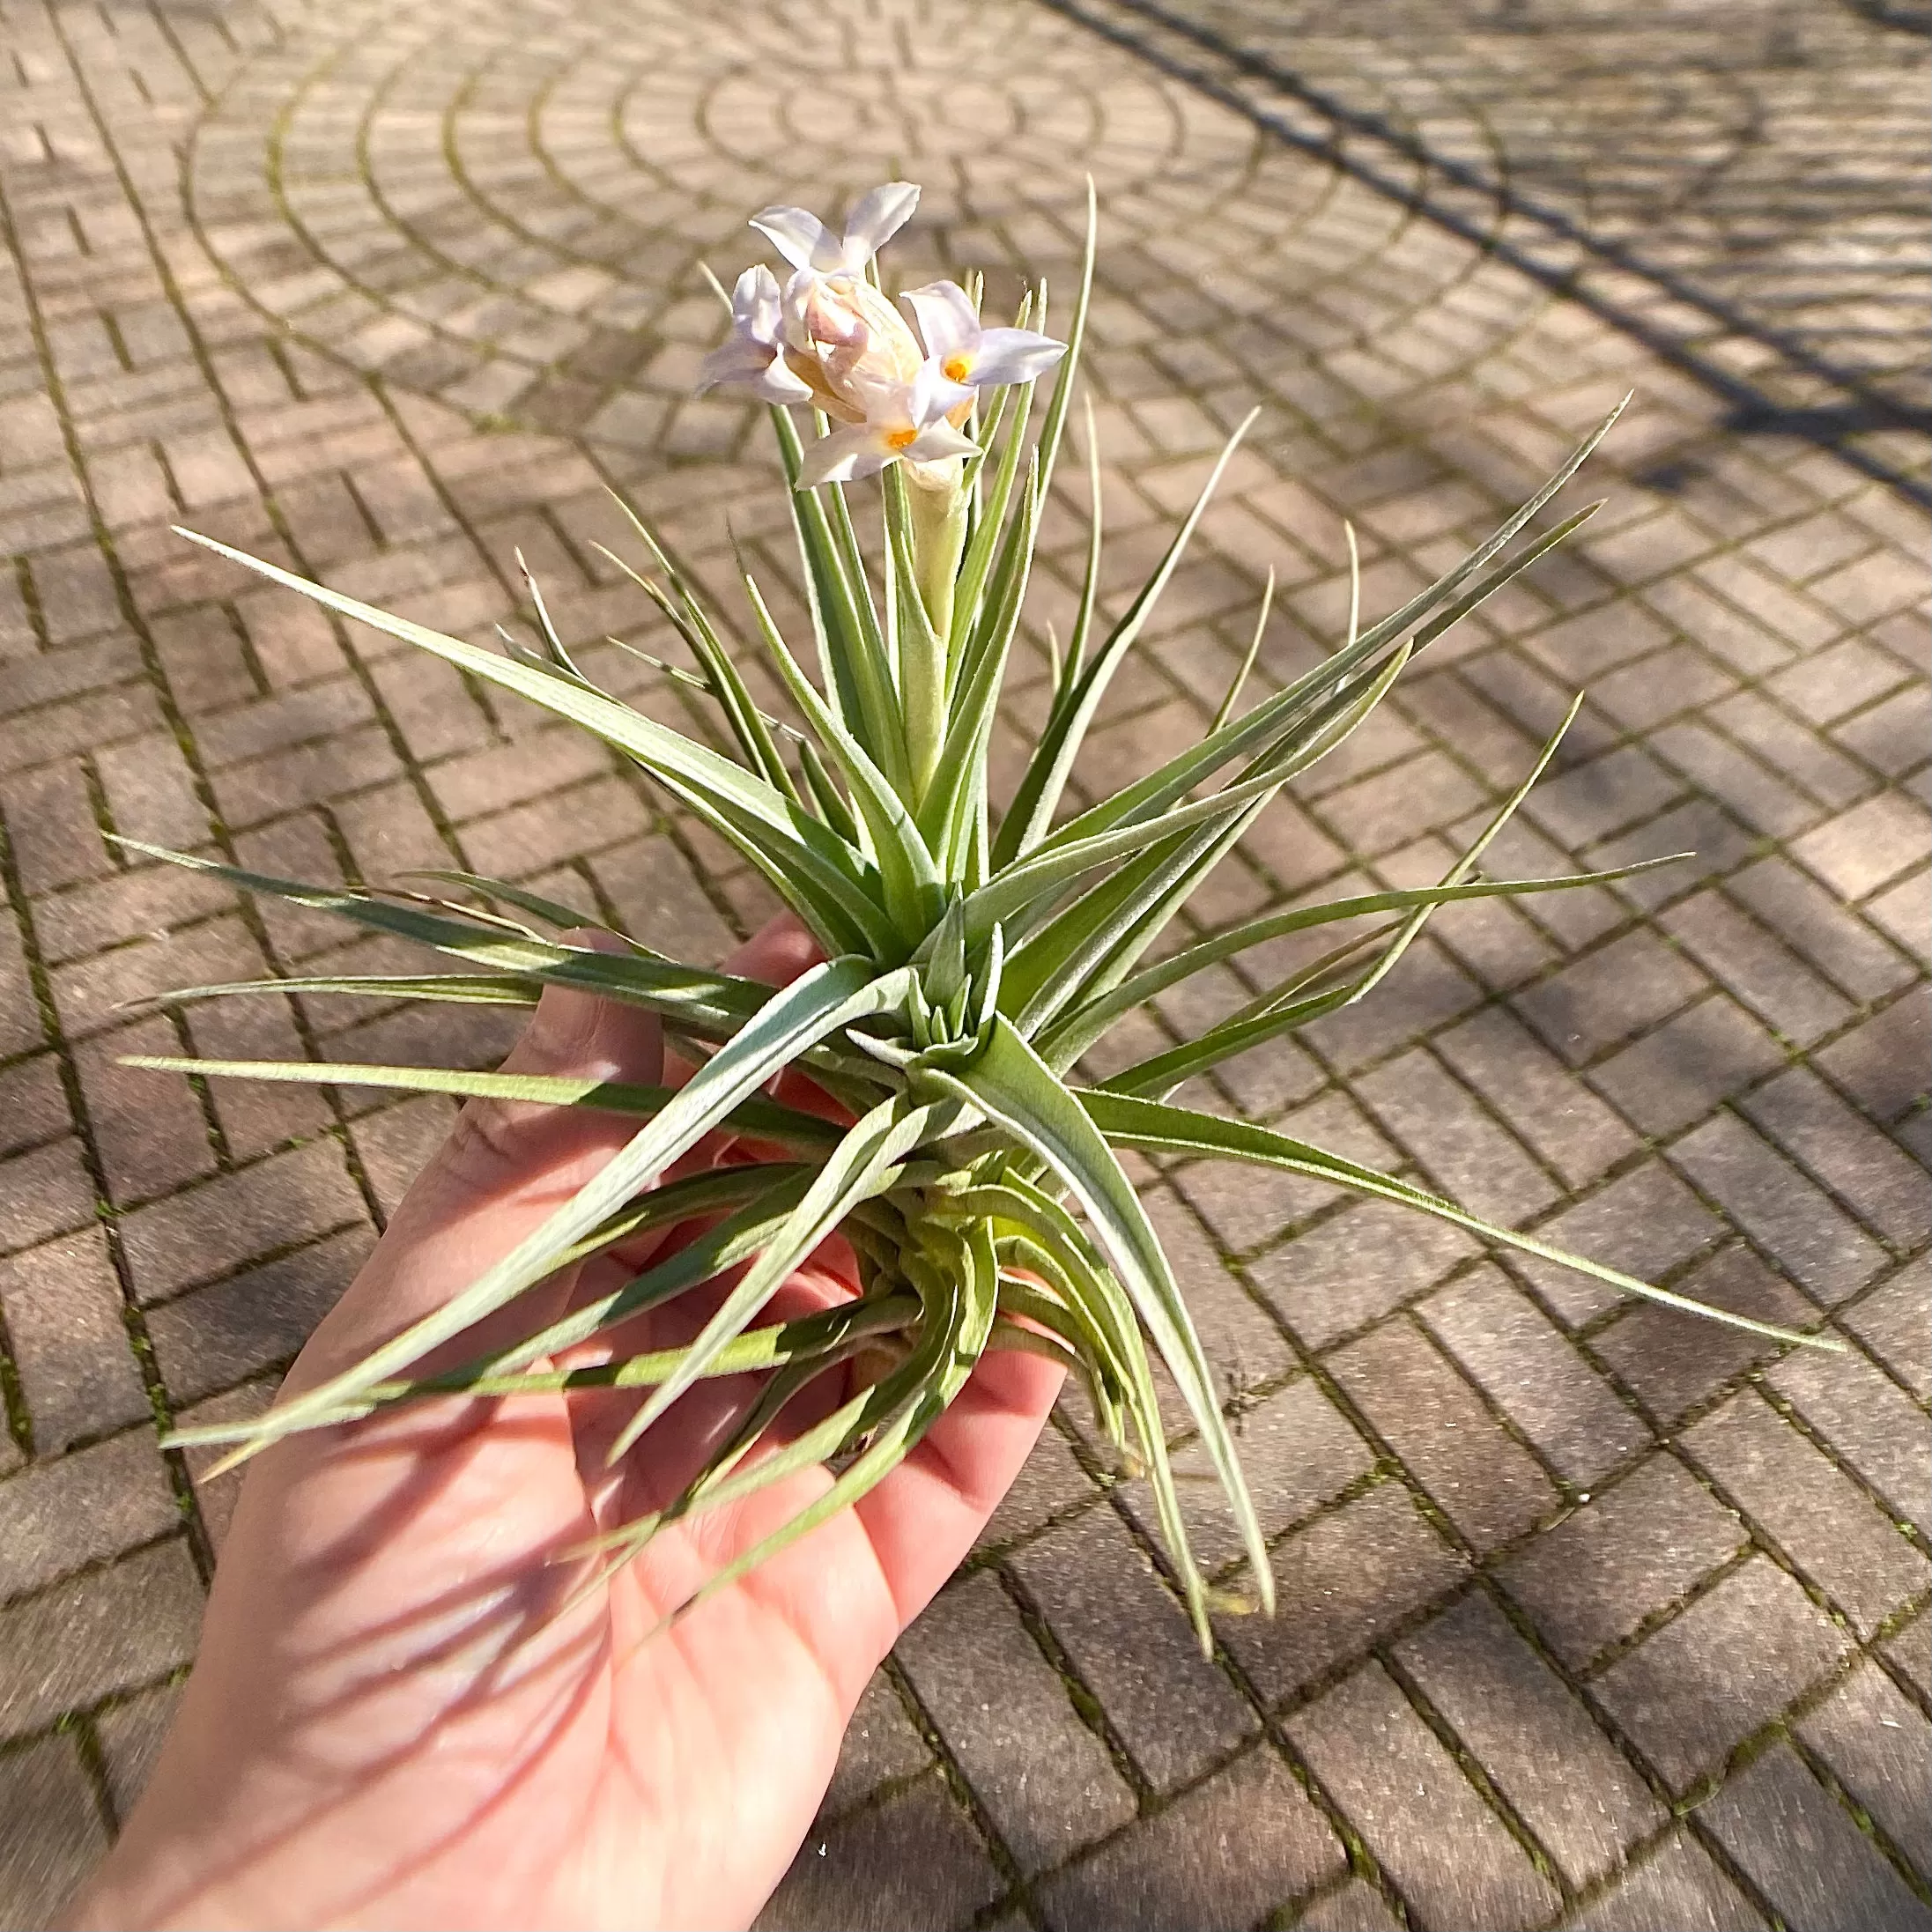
[907,466,967,667]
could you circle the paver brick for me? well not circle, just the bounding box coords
[1247,1197,1477,1349]
[0,1733,108,1931]
[1839,1257,1930,1399]
[819,1673,931,1822]
[1037,1748,1344,1931]
[1670,1114,1886,1306]
[1434,1006,1638,1188]
[1739,1066,1929,1247]
[93,1682,181,1830]
[0,1055,70,1161]
[1293,1878,1404,1931]
[144,1226,372,1405]
[1727,855,1919,1004]
[0,1227,151,1455]
[115,1139,367,1306]
[0,1427,179,1603]
[1395,1592,1664,1886]
[1121,1375,1373,1574]
[1699,1743,1932,1932]
[1793,793,1932,903]
[0,1538,202,1743]
[1219,1485,1463,1705]
[1566,1828,1767,1931]
[1499,1455,1745,1670]
[1593,1557,1851,1792]
[1885,1613,1932,1705]
[1420,1264,1648,1484]
[1684,1390,1928,1638]
[1796,1662,1932,1881]
[1814,984,1931,1125]
[1288,1662,1561,1932]
[1589,1245,1818,1426]
[894,1569,1136,1875]
[1768,1343,1931,1534]
[1514,929,1706,1066]
[1662,892,1852,1046]
[1356,1048,1559,1225]
[1510,1158,1723,1328]
[754,1772,1001,1932]
[1329,1321,1556,1549]
[0,1137,96,1256]
[1009,1509,1257,1792]
[0,0,1927,1913]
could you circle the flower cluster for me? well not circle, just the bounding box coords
[697,182,1067,489]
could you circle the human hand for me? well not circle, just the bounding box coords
[70,916,1062,1931]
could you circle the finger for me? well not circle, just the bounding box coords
[852,1348,1063,1625]
[722,909,819,985]
[286,933,664,1388]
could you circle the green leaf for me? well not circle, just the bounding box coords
[169,527,892,959]
[595,500,803,807]
[602,1093,951,1464]
[1034,411,1625,862]
[137,971,544,1011]
[191,957,914,1462]
[167,1164,815,1444]
[1092,692,1606,1095]
[922,1018,1271,1634]
[396,870,629,943]
[1042,857,1684,1069]
[113,840,768,1040]
[1081,1092,1842,1350]
[1211,569,1273,733]
[994,408,1260,868]
[1029,176,1099,530]
[964,764,1289,945]
[883,463,948,805]
[652,1215,999,1628]
[737,562,941,947]
[999,643,1418,1038]
[769,407,908,793]
[922,465,1042,870]
[120,1054,846,1153]
[366,1292,922,1403]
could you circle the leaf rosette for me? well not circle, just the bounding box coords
[133,181,1838,1649]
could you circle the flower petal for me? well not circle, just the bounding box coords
[796,424,890,488]
[907,359,976,426]
[735,263,784,342]
[964,327,1068,389]
[695,335,813,403]
[899,279,980,362]
[751,204,838,272]
[838,181,921,270]
[902,419,980,464]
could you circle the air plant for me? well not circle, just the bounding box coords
[136,182,1830,1649]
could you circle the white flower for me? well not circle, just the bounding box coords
[795,362,979,489]
[750,181,921,279]
[900,279,1067,391]
[693,264,814,405]
[781,270,925,422]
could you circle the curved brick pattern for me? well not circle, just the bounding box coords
[0,0,1927,1925]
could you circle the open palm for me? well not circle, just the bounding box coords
[72,921,1061,1931]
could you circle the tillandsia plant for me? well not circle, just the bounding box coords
[137,181,1833,1650]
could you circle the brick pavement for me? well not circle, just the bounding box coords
[0,0,1926,1926]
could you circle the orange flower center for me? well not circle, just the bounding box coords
[885,426,920,452]
[942,353,973,383]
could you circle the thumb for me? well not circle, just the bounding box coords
[288,934,664,1388]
